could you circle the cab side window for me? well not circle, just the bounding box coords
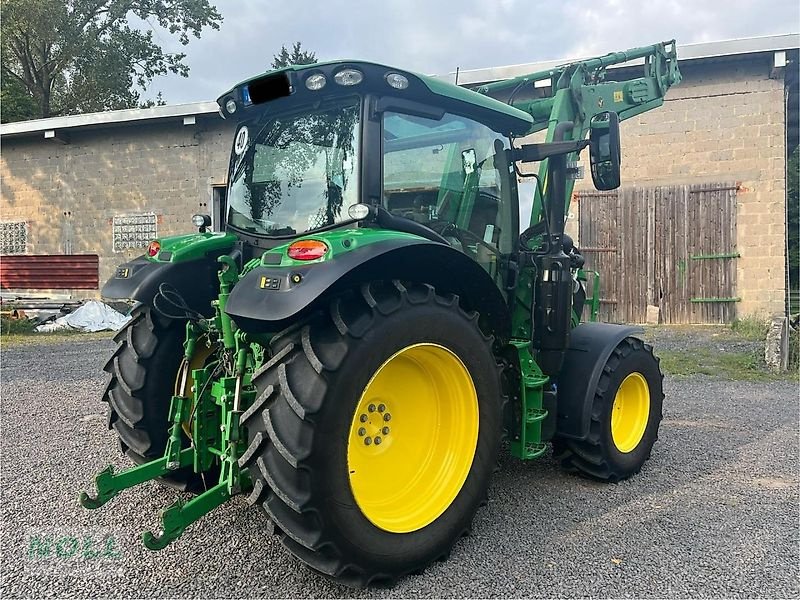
[382,111,515,276]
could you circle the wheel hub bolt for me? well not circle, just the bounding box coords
[364,437,372,445]
[358,427,366,436]
[374,436,382,445]
[378,403,386,413]
[360,414,368,423]
[368,404,376,412]
[382,426,390,435]
[383,413,391,422]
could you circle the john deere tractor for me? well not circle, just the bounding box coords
[81,41,681,586]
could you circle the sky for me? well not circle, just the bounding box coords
[144,0,800,105]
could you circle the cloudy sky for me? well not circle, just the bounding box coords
[146,0,799,105]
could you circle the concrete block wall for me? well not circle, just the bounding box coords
[1,117,234,291]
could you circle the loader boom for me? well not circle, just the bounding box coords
[477,40,682,227]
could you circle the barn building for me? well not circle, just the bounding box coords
[1,33,798,323]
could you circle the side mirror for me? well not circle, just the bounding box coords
[589,112,621,191]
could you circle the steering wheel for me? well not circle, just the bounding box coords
[427,220,500,258]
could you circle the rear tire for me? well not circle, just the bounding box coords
[240,281,502,587]
[552,337,663,482]
[102,304,206,492]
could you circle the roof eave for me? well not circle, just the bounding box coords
[0,101,220,139]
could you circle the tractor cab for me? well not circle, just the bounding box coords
[215,61,534,279]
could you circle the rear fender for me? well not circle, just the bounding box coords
[555,322,643,440]
[102,233,237,317]
[225,239,512,340]
[103,258,228,319]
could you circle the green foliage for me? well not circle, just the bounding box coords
[730,316,769,341]
[139,92,167,109]
[271,42,317,69]
[0,0,222,120]
[0,71,37,123]
[0,316,37,336]
[789,326,799,373]
[788,146,799,289]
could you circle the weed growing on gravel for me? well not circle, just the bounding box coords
[0,316,37,336]
[730,317,769,341]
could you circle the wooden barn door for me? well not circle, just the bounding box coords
[654,183,739,324]
[575,188,649,323]
[576,183,738,324]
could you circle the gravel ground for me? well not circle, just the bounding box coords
[1,333,798,599]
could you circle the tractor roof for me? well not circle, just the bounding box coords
[217,60,534,135]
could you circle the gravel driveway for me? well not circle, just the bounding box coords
[1,335,797,598]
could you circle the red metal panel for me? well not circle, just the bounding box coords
[0,255,100,290]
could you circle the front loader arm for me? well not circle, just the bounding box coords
[477,40,682,226]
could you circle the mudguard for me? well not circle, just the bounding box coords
[102,255,223,318]
[225,238,512,339]
[555,322,643,440]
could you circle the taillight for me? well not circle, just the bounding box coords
[287,240,328,261]
[147,241,161,257]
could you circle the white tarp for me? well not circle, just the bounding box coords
[35,300,132,333]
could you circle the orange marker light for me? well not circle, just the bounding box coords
[147,241,161,257]
[287,240,328,261]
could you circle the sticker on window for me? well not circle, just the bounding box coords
[234,126,249,155]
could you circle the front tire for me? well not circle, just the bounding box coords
[553,337,664,482]
[240,281,502,586]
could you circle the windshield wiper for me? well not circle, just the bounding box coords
[269,226,297,236]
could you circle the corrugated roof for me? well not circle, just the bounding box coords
[0,255,99,290]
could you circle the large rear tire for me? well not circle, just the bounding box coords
[552,337,663,482]
[102,304,207,492]
[240,281,502,587]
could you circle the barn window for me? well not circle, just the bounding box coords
[0,221,28,254]
[112,213,158,253]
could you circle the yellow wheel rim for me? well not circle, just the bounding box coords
[610,372,650,453]
[347,343,479,533]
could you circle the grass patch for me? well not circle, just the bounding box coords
[0,316,112,347]
[657,347,780,381]
[730,316,769,341]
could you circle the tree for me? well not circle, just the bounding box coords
[271,42,316,70]
[139,91,166,109]
[0,0,222,121]
[0,72,38,123]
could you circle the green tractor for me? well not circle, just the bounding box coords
[81,41,681,586]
